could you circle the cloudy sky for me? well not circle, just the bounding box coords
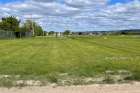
[0,0,140,32]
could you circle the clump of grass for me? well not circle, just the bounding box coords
[16,81,26,88]
[47,73,59,83]
[102,70,133,84]
[103,70,115,84]
[0,78,14,88]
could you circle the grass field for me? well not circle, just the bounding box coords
[0,35,140,86]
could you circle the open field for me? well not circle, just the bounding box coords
[0,35,140,86]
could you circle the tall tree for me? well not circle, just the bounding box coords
[48,31,55,35]
[63,30,71,36]
[0,16,20,32]
[21,20,43,36]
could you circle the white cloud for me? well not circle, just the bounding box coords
[0,0,140,31]
[65,0,107,7]
[32,0,55,2]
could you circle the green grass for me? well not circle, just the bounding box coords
[0,35,140,81]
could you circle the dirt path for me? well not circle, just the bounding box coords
[0,82,140,93]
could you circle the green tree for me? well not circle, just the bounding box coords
[34,25,44,36]
[21,20,43,36]
[48,31,55,35]
[0,22,3,30]
[0,16,20,32]
[63,30,71,36]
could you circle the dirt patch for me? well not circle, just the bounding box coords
[0,71,134,87]
[0,82,140,93]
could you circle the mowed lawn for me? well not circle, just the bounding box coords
[0,35,140,80]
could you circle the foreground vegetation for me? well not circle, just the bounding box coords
[0,35,140,86]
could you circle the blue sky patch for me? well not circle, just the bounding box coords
[109,0,134,4]
[0,0,23,3]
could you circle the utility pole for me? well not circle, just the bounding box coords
[31,14,35,36]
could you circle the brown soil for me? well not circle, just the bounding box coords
[0,82,140,93]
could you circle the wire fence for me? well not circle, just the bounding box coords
[0,30,32,39]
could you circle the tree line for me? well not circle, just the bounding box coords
[0,16,73,37]
[0,16,44,36]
